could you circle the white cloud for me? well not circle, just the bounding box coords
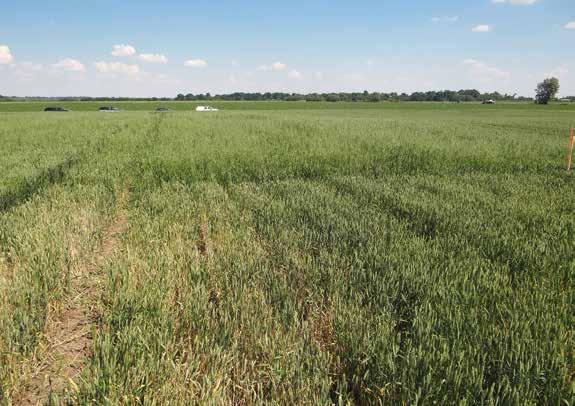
[53,58,85,72]
[272,62,286,71]
[94,61,140,76]
[565,22,575,30]
[111,44,137,57]
[257,61,287,72]
[288,70,302,79]
[492,0,537,5]
[138,53,168,64]
[472,25,492,32]
[463,59,510,81]
[431,16,459,23]
[184,59,207,68]
[0,45,14,64]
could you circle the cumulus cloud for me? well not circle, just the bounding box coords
[472,25,492,32]
[184,59,207,68]
[94,61,140,76]
[272,62,287,71]
[463,59,510,81]
[431,16,459,23]
[257,61,287,72]
[53,58,86,72]
[491,0,537,4]
[138,53,168,63]
[565,22,575,29]
[111,44,137,57]
[0,45,14,64]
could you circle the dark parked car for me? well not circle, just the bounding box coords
[98,106,120,112]
[44,107,69,112]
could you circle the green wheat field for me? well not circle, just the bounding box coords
[0,101,574,404]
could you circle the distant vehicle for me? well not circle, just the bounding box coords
[482,100,496,105]
[155,107,170,112]
[99,106,120,112]
[44,107,69,112]
[196,105,219,112]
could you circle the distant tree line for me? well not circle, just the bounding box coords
[175,90,534,103]
[2,89,573,103]
[0,96,173,102]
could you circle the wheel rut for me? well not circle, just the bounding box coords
[16,182,129,405]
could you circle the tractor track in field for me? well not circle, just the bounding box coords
[326,177,539,286]
[0,136,116,216]
[0,156,79,214]
[15,182,129,405]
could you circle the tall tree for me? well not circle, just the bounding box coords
[535,77,560,105]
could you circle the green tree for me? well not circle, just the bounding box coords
[535,77,559,105]
[368,92,381,102]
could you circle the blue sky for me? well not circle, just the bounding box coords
[0,0,573,97]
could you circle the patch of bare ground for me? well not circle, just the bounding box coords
[197,215,212,260]
[15,183,129,405]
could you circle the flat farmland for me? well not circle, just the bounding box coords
[0,102,573,404]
